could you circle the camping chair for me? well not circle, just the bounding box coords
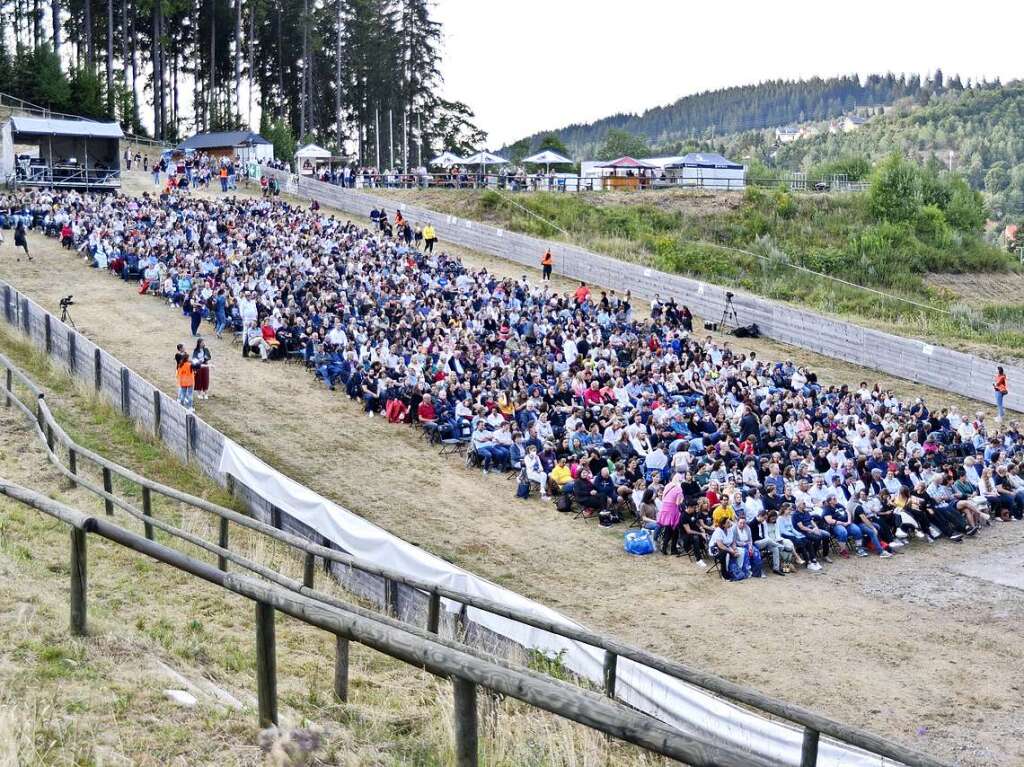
[440,422,472,458]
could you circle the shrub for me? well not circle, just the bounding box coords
[868,154,922,224]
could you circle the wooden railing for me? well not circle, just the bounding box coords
[0,350,953,767]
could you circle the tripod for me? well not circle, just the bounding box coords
[718,294,739,332]
[60,303,76,329]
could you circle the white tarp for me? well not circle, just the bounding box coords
[218,437,884,766]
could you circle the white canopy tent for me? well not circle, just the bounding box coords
[522,149,574,174]
[428,150,465,168]
[295,143,331,160]
[462,150,509,175]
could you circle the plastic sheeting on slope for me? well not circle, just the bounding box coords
[218,437,887,766]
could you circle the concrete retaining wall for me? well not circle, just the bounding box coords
[265,168,1023,413]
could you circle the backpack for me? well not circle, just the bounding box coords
[515,471,531,500]
[555,493,572,512]
[624,529,655,556]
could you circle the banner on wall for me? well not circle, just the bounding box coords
[218,437,881,767]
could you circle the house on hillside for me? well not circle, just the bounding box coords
[176,131,274,163]
[842,114,868,132]
[776,125,802,143]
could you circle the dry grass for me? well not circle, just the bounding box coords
[0,170,1021,766]
[0,333,667,766]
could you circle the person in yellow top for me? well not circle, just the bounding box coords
[541,249,553,282]
[422,223,437,254]
[711,502,735,526]
[549,458,573,491]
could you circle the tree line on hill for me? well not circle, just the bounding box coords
[514,72,981,159]
[0,0,486,164]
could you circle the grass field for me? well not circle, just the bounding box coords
[1,170,1022,766]
[0,327,666,767]
[366,186,1024,361]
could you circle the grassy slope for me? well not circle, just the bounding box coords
[0,327,660,767]
[370,186,1024,359]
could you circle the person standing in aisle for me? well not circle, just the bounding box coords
[175,344,195,410]
[192,338,213,400]
[541,249,553,282]
[14,221,31,261]
[422,223,437,253]
[994,366,1009,421]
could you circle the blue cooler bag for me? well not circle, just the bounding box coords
[624,529,655,556]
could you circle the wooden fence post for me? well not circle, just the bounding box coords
[384,578,399,617]
[68,331,77,373]
[427,590,441,634]
[255,602,278,727]
[603,651,618,699]
[801,728,820,767]
[334,635,349,702]
[153,390,162,437]
[93,349,102,392]
[70,528,87,636]
[120,367,131,416]
[68,448,78,488]
[4,368,11,407]
[185,413,195,462]
[102,467,114,515]
[46,423,54,453]
[22,297,30,334]
[453,678,478,767]
[142,486,154,540]
[218,517,229,572]
[270,505,282,530]
[303,552,315,589]
[44,313,51,354]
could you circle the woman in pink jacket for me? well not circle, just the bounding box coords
[657,475,684,556]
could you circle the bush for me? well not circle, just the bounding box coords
[914,204,953,246]
[869,154,922,224]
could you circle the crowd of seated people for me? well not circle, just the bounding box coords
[9,186,1024,582]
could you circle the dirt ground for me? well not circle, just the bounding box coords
[1,170,1021,766]
[927,271,1024,306]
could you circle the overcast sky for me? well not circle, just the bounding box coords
[433,0,1024,148]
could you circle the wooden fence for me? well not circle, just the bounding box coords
[0,343,953,767]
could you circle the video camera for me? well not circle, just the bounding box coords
[725,291,734,300]
[59,295,74,309]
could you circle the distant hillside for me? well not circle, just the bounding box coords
[770,85,1024,218]
[512,73,941,157]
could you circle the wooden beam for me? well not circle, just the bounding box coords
[453,678,478,767]
[334,635,349,702]
[69,527,87,636]
[102,467,114,515]
[255,601,278,727]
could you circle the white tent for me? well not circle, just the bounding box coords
[428,150,465,168]
[295,143,331,159]
[462,150,509,175]
[522,149,574,174]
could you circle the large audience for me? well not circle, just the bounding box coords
[4,183,1023,582]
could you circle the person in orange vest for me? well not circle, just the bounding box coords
[176,344,196,410]
[994,366,1008,421]
[219,164,229,192]
[541,249,553,282]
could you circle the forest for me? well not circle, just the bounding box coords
[0,0,486,164]
[514,73,962,158]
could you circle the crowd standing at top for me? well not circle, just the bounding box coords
[2,184,1022,583]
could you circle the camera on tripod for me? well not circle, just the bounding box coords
[725,291,734,300]
[60,295,74,309]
